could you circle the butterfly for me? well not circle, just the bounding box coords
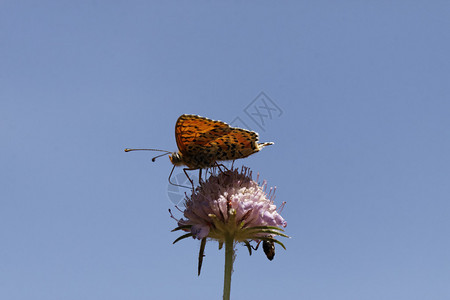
[125,114,273,186]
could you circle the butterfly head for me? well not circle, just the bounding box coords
[169,152,185,166]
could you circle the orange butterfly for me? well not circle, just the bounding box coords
[125,114,273,186]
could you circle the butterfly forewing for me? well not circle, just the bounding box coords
[174,114,272,169]
[175,115,232,153]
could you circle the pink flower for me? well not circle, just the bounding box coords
[173,167,288,261]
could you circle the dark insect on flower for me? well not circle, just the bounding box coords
[263,240,276,261]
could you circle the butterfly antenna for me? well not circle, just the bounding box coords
[124,148,172,162]
[151,152,171,162]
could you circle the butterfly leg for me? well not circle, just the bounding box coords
[183,167,199,189]
[215,162,234,180]
[168,166,192,189]
[215,162,230,173]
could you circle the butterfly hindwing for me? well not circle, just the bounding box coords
[207,128,259,161]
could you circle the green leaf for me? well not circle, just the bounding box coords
[173,233,193,244]
[198,237,207,276]
[243,240,253,256]
[171,225,192,232]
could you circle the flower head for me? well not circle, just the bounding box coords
[172,167,288,260]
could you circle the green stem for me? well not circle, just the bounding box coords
[223,235,234,300]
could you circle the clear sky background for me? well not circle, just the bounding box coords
[1,1,450,299]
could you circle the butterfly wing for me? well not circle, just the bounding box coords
[206,128,262,160]
[175,114,270,162]
[175,114,232,156]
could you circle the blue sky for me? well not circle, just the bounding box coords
[1,1,450,299]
